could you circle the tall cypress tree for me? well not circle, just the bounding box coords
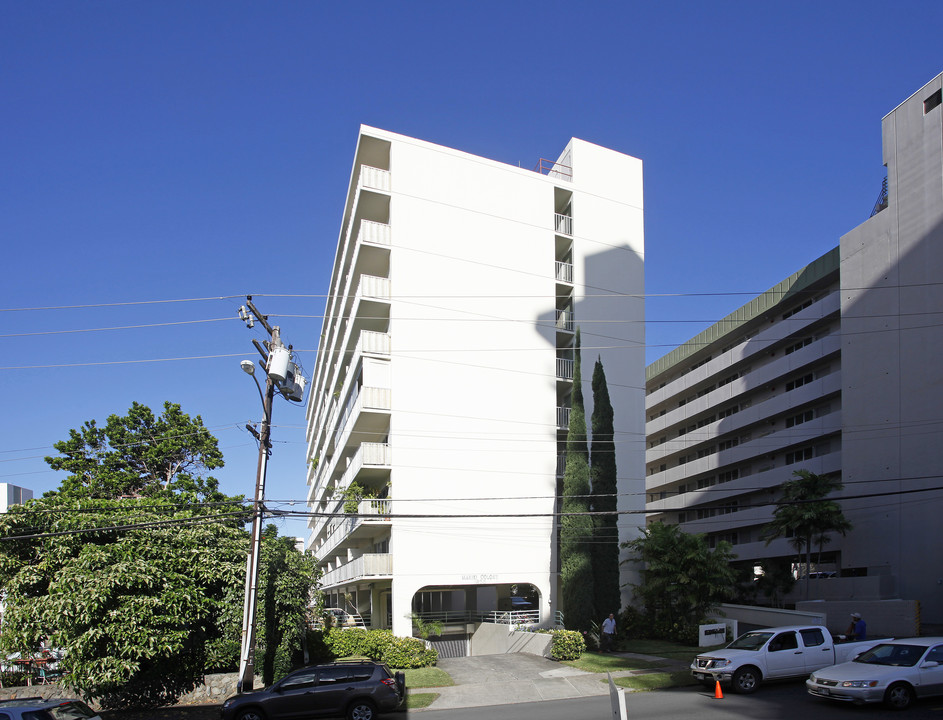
[560,329,595,632]
[590,357,621,620]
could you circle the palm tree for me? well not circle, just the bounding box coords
[761,470,852,599]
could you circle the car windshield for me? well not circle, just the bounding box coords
[727,632,773,651]
[854,644,925,667]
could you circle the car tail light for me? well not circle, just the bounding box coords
[381,677,396,686]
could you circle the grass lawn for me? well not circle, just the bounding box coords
[405,692,439,709]
[620,639,725,663]
[562,652,665,674]
[611,670,699,692]
[401,665,454,688]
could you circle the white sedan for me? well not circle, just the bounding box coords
[807,637,943,710]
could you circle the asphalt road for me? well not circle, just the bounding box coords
[413,680,943,720]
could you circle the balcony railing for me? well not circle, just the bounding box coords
[316,498,394,560]
[320,553,392,588]
[554,213,573,236]
[555,261,573,284]
[555,309,574,332]
[357,274,390,302]
[360,165,390,192]
[557,406,571,429]
[333,386,392,450]
[556,357,574,381]
[534,158,572,181]
[358,219,391,246]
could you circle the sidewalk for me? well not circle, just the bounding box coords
[423,651,689,710]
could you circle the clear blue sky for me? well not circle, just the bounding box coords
[2,1,941,539]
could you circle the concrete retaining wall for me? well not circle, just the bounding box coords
[470,624,553,657]
[796,599,921,638]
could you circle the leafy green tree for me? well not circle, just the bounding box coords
[0,497,247,708]
[589,357,620,621]
[0,403,317,707]
[622,521,736,641]
[560,329,594,633]
[45,401,225,501]
[258,527,318,685]
[761,470,852,599]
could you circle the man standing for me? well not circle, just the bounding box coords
[848,612,867,641]
[601,613,617,652]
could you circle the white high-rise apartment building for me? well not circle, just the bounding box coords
[305,127,645,640]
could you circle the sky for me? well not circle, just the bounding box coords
[2,1,942,540]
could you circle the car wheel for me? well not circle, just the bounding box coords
[236,708,266,720]
[347,699,377,720]
[731,666,761,694]
[884,682,914,710]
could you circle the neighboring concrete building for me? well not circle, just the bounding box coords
[645,73,943,624]
[0,483,33,513]
[305,126,645,639]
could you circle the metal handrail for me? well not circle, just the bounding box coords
[534,158,573,180]
[870,176,889,217]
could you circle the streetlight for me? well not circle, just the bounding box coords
[237,355,274,694]
[235,298,305,693]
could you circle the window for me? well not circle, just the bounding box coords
[318,667,352,684]
[770,631,799,651]
[719,437,739,451]
[786,410,815,428]
[697,477,715,489]
[718,372,739,387]
[786,373,814,391]
[800,628,826,647]
[696,415,716,428]
[786,446,814,465]
[717,469,739,483]
[925,88,942,114]
[782,299,813,320]
[697,446,716,459]
[282,668,319,689]
[718,405,739,419]
[785,337,813,355]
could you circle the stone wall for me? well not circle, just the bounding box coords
[0,672,258,709]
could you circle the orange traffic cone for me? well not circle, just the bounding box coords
[714,680,724,699]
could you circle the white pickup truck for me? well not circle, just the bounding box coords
[691,625,885,694]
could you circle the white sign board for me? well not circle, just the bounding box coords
[699,622,728,647]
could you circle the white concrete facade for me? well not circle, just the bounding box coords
[306,127,645,638]
[645,73,943,624]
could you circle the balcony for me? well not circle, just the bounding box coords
[555,261,573,284]
[555,309,574,333]
[556,358,574,381]
[333,386,392,453]
[360,165,390,193]
[320,553,393,589]
[554,213,573,236]
[316,499,393,560]
[358,219,391,246]
[557,406,571,430]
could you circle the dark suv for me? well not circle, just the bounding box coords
[0,698,102,720]
[219,660,405,720]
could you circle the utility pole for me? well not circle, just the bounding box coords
[236,296,305,693]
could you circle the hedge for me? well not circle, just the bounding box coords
[315,628,438,669]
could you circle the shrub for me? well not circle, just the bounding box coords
[378,635,438,669]
[325,627,368,658]
[320,628,437,669]
[549,629,585,661]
